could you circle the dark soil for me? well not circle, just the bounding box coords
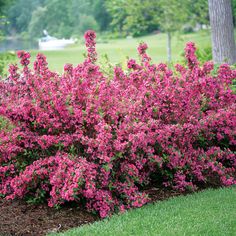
[0,188,183,236]
[0,199,98,236]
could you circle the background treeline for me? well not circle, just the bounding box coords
[1,0,236,39]
[0,0,111,39]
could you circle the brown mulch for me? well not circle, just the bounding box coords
[0,188,185,236]
[0,199,98,236]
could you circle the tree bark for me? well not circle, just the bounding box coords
[167,31,172,63]
[208,0,236,64]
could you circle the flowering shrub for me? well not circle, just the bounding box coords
[0,31,235,218]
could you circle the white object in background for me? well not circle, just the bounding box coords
[38,31,76,50]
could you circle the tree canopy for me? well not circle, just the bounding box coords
[2,0,236,39]
[3,0,109,38]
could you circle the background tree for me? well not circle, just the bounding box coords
[105,0,128,36]
[208,0,236,64]
[0,0,211,41]
[157,0,189,62]
[6,0,43,34]
[3,0,110,38]
[0,0,14,38]
[188,0,209,28]
[91,0,111,32]
[105,0,161,37]
[28,7,47,38]
[121,0,160,37]
[105,0,208,62]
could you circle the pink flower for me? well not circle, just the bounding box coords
[0,31,235,218]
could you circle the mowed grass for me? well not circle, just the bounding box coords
[50,187,236,236]
[30,30,211,72]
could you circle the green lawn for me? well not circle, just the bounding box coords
[50,187,236,236]
[30,30,211,72]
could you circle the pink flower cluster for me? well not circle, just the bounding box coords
[17,51,30,66]
[0,31,235,218]
[84,30,97,63]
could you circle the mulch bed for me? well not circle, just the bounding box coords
[0,188,186,236]
[0,199,98,236]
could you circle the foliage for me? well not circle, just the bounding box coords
[0,0,13,38]
[0,51,16,77]
[105,0,209,37]
[76,15,99,36]
[180,45,212,65]
[0,31,235,218]
[4,0,110,38]
[188,0,209,26]
[28,7,47,38]
[105,0,160,37]
[105,0,208,61]
[6,0,43,33]
[105,0,128,35]
[3,0,210,39]
[157,0,189,34]
[195,46,212,63]
[232,0,236,24]
[90,0,111,32]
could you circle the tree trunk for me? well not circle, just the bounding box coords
[208,0,236,64]
[167,31,172,63]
